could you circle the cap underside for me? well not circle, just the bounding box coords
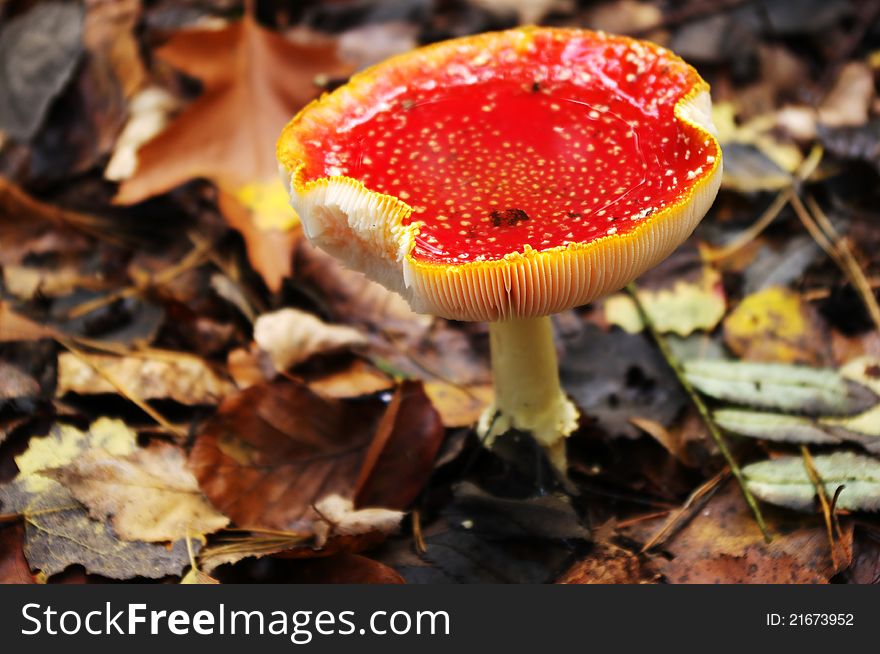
[278,27,722,321]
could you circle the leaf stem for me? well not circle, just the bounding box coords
[626,282,772,542]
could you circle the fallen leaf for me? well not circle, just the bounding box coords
[723,286,832,365]
[423,381,493,428]
[116,16,354,289]
[629,481,853,583]
[254,307,367,372]
[819,62,874,128]
[470,0,574,23]
[104,87,179,181]
[47,441,229,542]
[189,378,443,533]
[560,322,686,439]
[605,265,726,336]
[306,359,395,398]
[0,524,34,584]
[0,362,41,400]
[0,302,56,342]
[744,451,880,512]
[312,495,403,548]
[0,2,84,140]
[0,419,195,579]
[83,0,147,100]
[685,359,877,415]
[57,352,234,404]
[180,567,220,584]
[283,553,405,584]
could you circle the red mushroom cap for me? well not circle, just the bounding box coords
[278,27,722,321]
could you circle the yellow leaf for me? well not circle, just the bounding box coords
[723,287,827,364]
[606,266,726,337]
[234,178,300,232]
[15,418,137,493]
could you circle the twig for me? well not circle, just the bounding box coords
[800,445,839,570]
[641,469,729,552]
[54,335,186,438]
[626,282,772,542]
[800,194,880,332]
[412,509,427,554]
[64,242,211,320]
[706,145,823,262]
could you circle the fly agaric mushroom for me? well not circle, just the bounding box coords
[277,27,722,470]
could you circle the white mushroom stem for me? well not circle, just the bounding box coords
[477,316,579,471]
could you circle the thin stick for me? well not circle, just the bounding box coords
[800,445,839,570]
[55,335,186,438]
[65,243,210,319]
[641,469,728,552]
[627,283,772,542]
[706,145,824,262]
[412,509,427,554]
[804,195,880,331]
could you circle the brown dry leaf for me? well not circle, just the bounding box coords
[115,16,353,289]
[57,352,234,404]
[189,378,444,534]
[46,441,229,542]
[423,382,493,428]
[631,482,853,583]
[285,553,405,584]
[0,361,41,400]
[306,359,395,399]
[294,240,431,341]
[556,547,650,584]
[723,286,832,365]
[0,302,55,342]
[0,524,35,584]
[254,307,367,372]
[84,0,147,99]
[819,62,874,128]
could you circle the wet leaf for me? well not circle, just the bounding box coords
[0,2,84,140]
[685,359,877,415]
[47,441,229,542]
[116,16,353,290]
[723,287,831,365]
[744,451,880,512]
[189,378,443,532]
[57,352,234,404]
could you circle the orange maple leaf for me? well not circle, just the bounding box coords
[116,16,353,289]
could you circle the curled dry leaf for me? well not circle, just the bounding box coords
[312,495,403,549]
[189,378,443,534]
[47,441,229,542]
[744,451,880,512]
[254,307,367,372]
[57,352,234,404]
